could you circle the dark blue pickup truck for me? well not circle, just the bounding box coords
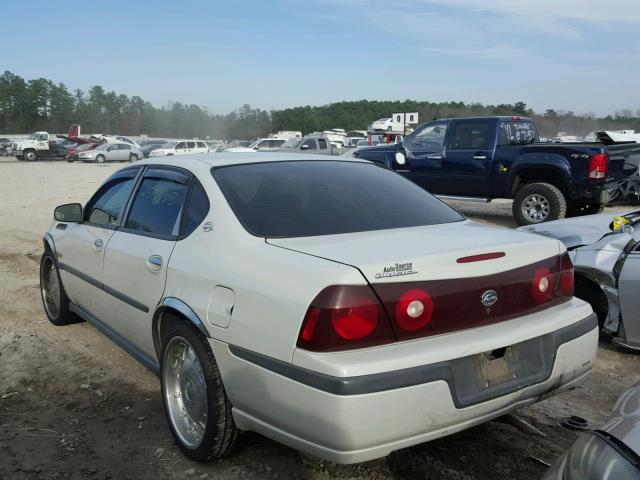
[353,116,640,225]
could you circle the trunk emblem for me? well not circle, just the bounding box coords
[481,290,498,307]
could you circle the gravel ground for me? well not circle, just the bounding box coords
[1,157,639,480]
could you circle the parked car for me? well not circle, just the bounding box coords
[66,142,100,163]
[139,141,168,158]
[520,210,640,350]
[41,153,597,464]
[149,140,209,157]
[226,138,286,152]
[275,135,342,155]
[544,382,640,479]
[369,117,404,132]
[77,142,143,163]
[226,140,251,149]
[353,116,640,225]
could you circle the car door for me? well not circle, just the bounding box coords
[196,141,208,153]
[101,167,191,358]
[185,141,196,155]
[117,144,131,161]
[399,122,448,193]
[442,120,494,196]
[618,239,640,346]
[56,167,141,321]
[174,142,187,155]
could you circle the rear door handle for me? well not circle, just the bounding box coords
[93,239,104,253]
[473,155,487,160]
[146,255,163,271]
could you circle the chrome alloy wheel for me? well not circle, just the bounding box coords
[521,193,550,223]
[163,336,208,449]
[41,257,61,318]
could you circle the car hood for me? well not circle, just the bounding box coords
[601,382,640,458]
[518,211,637,248]
[267,220,563,283]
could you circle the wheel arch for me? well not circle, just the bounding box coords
[573,272,610,329]
[511,164,570,195]
[43,233,56,258]
[152,297,210,360]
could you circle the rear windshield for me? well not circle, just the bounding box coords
[499,121,538,145]
[212,161,464,238]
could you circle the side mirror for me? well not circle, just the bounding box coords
[301,144,309,150]
[253,146,259,150]
[395,151,406,165]
[54,203,82,223]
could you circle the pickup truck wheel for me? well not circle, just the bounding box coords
[24,150,37,161]
[161,317,240,461]
[513,182,566,225]
[40,250,80,326]
[566,202,605,217]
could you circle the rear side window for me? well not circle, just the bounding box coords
[499,121,538,146]
[85,168,139,227]
[186,141,196,149]
[449,121,490,150]
[213,161,464,238]
[182,182,210,237]
[125,169,190,237]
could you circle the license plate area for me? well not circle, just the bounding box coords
[448,334,554,408]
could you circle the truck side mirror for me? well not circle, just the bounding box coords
[54,203,83,223]
[395,152,406,165]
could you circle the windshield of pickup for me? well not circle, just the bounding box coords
[499,120,538,145]
[281,138,302,148]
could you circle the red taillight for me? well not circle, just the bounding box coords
[558,252,574,297]
[395,288,434,331]
[588,153,608,179]
[296,285,395,352]
[457,252,505,263]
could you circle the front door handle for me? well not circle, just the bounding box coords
[93,239,104,253]
[146,255,163,271]
[473,155,487,160]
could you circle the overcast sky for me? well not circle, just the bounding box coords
[4,0,639,115]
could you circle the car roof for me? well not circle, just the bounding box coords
[138,152,367,170]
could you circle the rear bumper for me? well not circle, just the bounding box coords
[213,309,598,464]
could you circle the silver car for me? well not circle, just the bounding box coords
[78,142,144,163]
[520,211,640,350]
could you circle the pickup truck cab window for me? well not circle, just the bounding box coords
[403,123,447,152]
[449,121,490,150]
[318,139,328,150]
[301,139,317,150]
[499,121,538,146]
[84,168,140,227]
[125,169,190,238]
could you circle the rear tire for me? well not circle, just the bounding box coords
[95,154,105,164]
[160,316,240,461]
[40,250,79,326]
[513,182,566,226]
[128,153,137,162]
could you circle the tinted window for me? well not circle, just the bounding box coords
[85,169,139,226]
[499,121,538,146]
[301,139,316,150]
[186,141,196,149]
[197,141,207,148]
[182,182,210,237]
[404,123,447,152]
[318,139,328,150]
[213,161,463,238]
[449,121,490,150]
[175,142,186,149]
[125,170,190,237]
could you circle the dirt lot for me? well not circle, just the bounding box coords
[1,157,639,480]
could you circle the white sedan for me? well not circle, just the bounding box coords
[40,153,597,463]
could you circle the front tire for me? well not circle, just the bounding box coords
[40,250,78,326]
[161,317,240,461]
[24,150,37,161]
[513,182,566,226]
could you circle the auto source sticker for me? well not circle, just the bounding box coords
[375,262,418,279]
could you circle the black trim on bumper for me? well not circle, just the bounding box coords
[229,313,597,406]
[59,263,149,313]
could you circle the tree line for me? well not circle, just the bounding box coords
[1,70,639,140]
